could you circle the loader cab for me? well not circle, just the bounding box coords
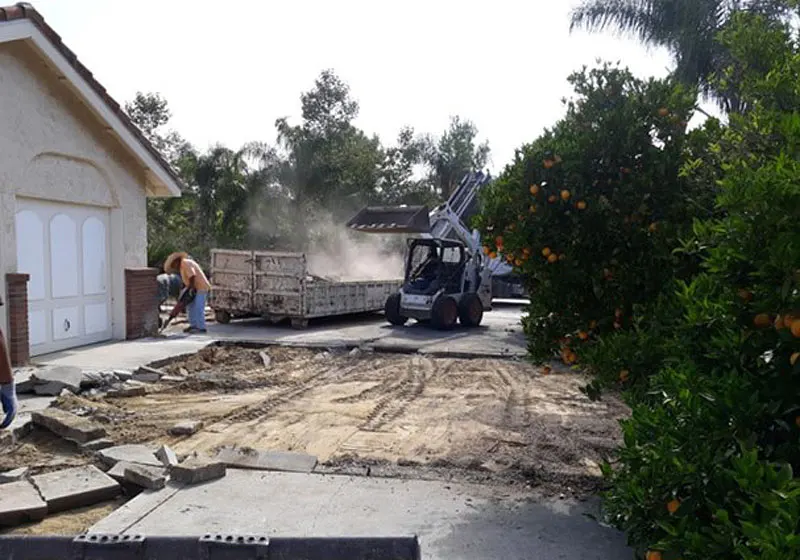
[403,238,466,296]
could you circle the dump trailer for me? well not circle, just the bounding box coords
[209,249,402,329]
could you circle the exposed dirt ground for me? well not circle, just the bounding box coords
[1,345,628,535]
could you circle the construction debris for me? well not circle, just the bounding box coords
[30,366,86,396]
[170,457,226,485]
[123,464,166,490]
[31,465,120,513]
[155,445,179,468]
[168,420,203,436]
[31,408,106,444]
[259,351,272,368]
[133,366,165,383]
[80,438,116,451]
[0,480,47,526]
[106,385,147,398]
[97,445,163,469]
[214,446,317,473]
[0,467,29,484]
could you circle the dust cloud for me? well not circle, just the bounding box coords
[305,212,405,281]
[246,197,406,282]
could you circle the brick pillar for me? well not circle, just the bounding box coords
[5,273,30,366]
[125,268,159,339]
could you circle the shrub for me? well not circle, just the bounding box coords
[602,13,800,558]
[474,63,705,364]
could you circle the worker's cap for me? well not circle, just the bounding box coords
[163,252,189,273]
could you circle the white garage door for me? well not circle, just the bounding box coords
[15,198,112,356]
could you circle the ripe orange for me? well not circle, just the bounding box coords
[482,246,490,255]
[578,331,589,341]
[619,370,630,382]
[648,222,658,233]
[542,247,552,257]
[488,251,497,260]
[646,551,663,560]
[754,313,772,329]
[529,204,537,214]
[560,189,571,201]
[548,194,557,204]
[522,247,531,257]
[775,315,786,330]
[790,352,799,366]
[506,253,515,263]
[547,253,558,264]
[576,200,587,210]
[791,319,800,338]
[530,184,540,195]
[738,289,754,302]
[667,499,680,514]
[514,258,523,267]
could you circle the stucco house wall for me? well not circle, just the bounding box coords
[0,40,149,341]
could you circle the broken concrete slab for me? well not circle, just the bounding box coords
[170,457,226,485]
[124,464,166,490]
[132,366,164,383]
[114,370,133,381]
[259,351,272,368]
[97,445,162,469]
[106,385,146,398]
[213,446,317,473]
[0,480,48,526]
[106,461,135,483]
[159,375,187,383]
[31,465,120,513]
[81,438,115,451]
[155,445,178,468]
[14,367,37,394]
[168,420,203,436]
[31,408,106,444]
[0,467,29,484]
[30,365,85,395]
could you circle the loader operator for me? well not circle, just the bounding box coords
[0,295,17,430]
[164,252,212,334]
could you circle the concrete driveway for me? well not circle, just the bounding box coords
[38,301,528,371]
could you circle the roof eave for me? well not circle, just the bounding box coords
[0,18,183,198]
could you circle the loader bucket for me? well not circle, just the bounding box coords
[346,205,431,234]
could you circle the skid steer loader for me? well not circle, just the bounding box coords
[346,172,494,330]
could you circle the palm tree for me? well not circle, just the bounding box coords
[569,0,793,113]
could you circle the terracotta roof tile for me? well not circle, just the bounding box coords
[0,2,184,193]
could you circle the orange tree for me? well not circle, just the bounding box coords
[600,13,800,559]
[473,62,703,364]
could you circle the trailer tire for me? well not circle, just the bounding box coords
[214,310,231,324]
[431,296,458,330]
[385,293,408,326]
[458,293,483,327]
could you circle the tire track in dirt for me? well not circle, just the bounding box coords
[220,361,361,424]
[495,362,531,430]
[359,357,435,432]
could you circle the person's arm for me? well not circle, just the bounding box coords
[0,326,17,429]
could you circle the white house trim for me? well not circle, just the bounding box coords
[0,19,182,198]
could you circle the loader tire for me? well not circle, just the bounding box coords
[385,293,408,326]
[431,296,458,331]
[458,293,484,327]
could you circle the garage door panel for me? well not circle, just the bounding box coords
[50,213,79,299]
[15,210,46,301]
[52,306,80,341]
[82,217,107,295]
[15,198,113,356]
[84,303,108,335]
[28,310,47,347]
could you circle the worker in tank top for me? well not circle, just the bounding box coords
[163,252,211,334]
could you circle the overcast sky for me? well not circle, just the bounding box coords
[31,0,682,171]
